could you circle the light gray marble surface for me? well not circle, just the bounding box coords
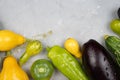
[0,0,120,80]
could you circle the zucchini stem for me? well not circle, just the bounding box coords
[104,35,109,39]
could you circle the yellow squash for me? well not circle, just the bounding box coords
[0,30,25,51]
[64,38,82,58]
[0,56,29,80]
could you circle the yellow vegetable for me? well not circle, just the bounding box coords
[64,38,82,58]
[0,56,29,80]
[0,30,25,51]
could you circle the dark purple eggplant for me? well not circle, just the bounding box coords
[118,8,120,18]
[82,39,120,80]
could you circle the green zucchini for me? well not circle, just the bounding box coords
[104,35,120,66]
[47,45,88,80]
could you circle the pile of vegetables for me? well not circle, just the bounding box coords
[0,8,120,80]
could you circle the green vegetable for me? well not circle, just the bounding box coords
[47,45,88,80]
[104,35,120,66]
[30,59,54,80]
[110,19,120,35]
[19,40,42,66]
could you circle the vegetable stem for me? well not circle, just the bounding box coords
[6,51,12,56]
[104,35,109,39]
[26,38,33,42]
[46,46,52,52]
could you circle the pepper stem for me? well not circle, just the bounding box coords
[46,46,52,52]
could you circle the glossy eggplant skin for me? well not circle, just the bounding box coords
[82,39,120,80]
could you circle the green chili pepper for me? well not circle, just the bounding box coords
[47,45,89,80]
